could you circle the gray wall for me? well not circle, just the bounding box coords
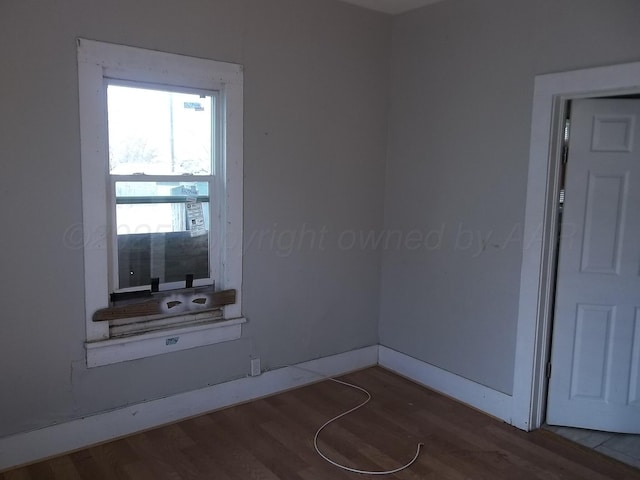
[380,0,640,394]
[0,0,390,438]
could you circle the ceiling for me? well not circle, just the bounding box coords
[339,0,443,15]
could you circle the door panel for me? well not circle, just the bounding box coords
[570,304,613,401]
[547,99,640,433]
[581,173,627,274]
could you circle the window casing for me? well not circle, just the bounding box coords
[77,39,244,366]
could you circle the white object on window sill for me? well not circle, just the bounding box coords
[85,317,246,367]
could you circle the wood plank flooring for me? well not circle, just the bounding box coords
[2,366,640,479]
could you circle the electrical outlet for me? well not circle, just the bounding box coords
[250,358,261,376]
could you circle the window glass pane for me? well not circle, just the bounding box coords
[107,84,213,175]
[117,230,210,288]
[115,181,211,289]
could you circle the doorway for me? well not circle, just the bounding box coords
[513,62,640,468]
[512,60,640,434]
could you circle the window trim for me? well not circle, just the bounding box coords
[77,38,244,366]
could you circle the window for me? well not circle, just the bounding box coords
[107,83,218,292]
[77,39,244,367]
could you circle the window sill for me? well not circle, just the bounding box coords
[85,317,246,367]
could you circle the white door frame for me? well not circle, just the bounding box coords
[512,60,640,431]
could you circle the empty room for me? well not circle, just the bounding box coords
[2,0,640,477]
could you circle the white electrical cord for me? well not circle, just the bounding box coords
[278,365,424,476]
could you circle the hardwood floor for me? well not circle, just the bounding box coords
[2,367,640,479]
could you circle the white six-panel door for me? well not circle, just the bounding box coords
[547,99,640,433]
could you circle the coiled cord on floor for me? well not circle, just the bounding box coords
[278,365,424,476]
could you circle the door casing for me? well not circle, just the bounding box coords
[512,60,640,431]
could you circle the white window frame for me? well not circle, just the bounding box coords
[77,39,244,367]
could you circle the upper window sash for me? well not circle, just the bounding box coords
[105,80,221,177]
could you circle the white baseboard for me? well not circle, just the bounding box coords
[1,345,518,472]
[378,345,513,424]
[0,345,379,472]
